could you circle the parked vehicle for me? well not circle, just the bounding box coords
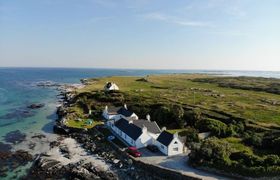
[147,145,159,152]
[127,147,141,157]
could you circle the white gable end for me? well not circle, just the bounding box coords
[167,137,184,156]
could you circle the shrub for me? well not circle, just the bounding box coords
[191,140,280,177]
[195,118,230,137]
[184,108,202,126]
[172,105,185,128]
[243,132,263,147]
[179,128,200,145]
[264,155,280,166]
[189,137,233,166]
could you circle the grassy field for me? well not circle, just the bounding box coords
[65,119,103,129]
[69,74,280,177]
[78,74,280,126]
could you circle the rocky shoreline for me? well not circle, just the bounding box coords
[0,79,203,180]
[21,80,165,180]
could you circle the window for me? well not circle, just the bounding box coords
[125,134,127,139]
[174,141,178,144]
[173,147,178,151]
[131,140,134,144]
[161,145,164,149]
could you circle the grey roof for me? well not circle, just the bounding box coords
[117,107,134,117]
[107,106,134,117]
[133,120,161,134]
[114,118,142,140]
[114,118,161,140]
[156,131,175,146]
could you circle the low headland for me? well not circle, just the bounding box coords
[28,74,280,179]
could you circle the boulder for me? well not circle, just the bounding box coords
[4,130,26,144]
[0,142,12,152]
[53,125,68,135]
[72,167,99,180]
[31,134,46,139]
[50,141,60,148]
[27,103,45,109]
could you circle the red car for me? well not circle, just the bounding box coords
[127,147,142,157]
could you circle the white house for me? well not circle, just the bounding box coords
[155,131,185,156]
[111,118,161,149]
[102,105,138,125]
[104,82,119,91]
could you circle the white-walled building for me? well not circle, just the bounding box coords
[102,105,138,123]
[103,104,186,156]
[104,82,119,91]
[111,118,161,149]
[155,131,185,156]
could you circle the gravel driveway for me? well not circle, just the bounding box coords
[138,148,232,180]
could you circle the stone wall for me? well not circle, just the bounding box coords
[102,128,202,180]
[131,158,202,180]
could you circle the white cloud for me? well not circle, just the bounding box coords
[142,12,212,27]
[208,30,249,37]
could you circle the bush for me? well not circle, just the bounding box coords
[195,118,231,137]
[172,105,185,128]
[243,132,263,147]
[189,137,233,166]
[179,128,200,145]
[190,139,280,177]
[262,132,280,153]
[264,155,280,166]
[184,108,202,126]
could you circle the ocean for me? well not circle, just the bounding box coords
[0,67,279,179]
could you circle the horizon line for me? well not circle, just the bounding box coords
[0,66,279,72]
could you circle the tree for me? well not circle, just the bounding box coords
[184,108,202,126]
[172,105,185,128]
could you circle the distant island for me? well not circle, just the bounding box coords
[26,74,280,179]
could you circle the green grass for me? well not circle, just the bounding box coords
[223,137,253,154]
[78,74,280,126]
[167,129,189,134]
[66,119,103,129]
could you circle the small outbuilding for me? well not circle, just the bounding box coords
[155,131,185,156]
[102,105,138,122]
[104,82,119,91]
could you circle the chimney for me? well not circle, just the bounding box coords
[124,104,128,109]
[142,125,147,133]
[146,114,151,121]
[105,106,108,112]
[174,132,178,138]
[161,127,166,131]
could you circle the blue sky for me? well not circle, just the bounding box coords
[0,0,279,70]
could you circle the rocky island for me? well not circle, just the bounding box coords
[25,74,280,180]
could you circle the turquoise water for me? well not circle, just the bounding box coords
[0,68,280,138]
[0,68,279,179]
